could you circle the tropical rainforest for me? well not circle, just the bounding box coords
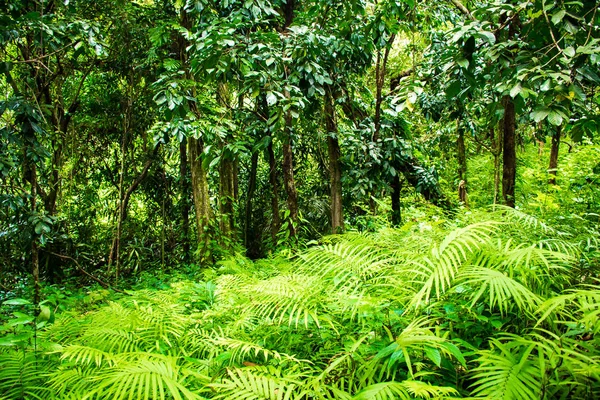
[1,0,599,399]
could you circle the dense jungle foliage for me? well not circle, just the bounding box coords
[1,0,599,399]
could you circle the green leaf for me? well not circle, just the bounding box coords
[425,347,442,367]
[551,10,566,25]
[266,91,277,106]
[476,31,496,45]
[530,107,550,123]
[35,222,50,235]
[563,46,575,57]
[3,298,32,306]
[445,81,462,100]
[547,111,563,126]
[456,58,469,69]
[442,342,466,368]
[540,79,552,92]
[577,66,600,84]
[510,83,522,98]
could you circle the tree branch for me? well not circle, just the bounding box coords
[450,0,475,21]
[47,252,129,295]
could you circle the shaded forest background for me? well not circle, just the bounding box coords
[2,0,598,291]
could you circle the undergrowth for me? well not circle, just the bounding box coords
[1,208,599,399]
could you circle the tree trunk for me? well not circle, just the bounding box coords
[282,137,298,238]
[501,95,516,208]
[31,163,40,306]
[324,87,344,233]
[457,122,467,182]
[219,157,236,239]
[391,174,402,225]
[108,148,157,273]
[179,139,191,262]
[189,137,213,262]
[457,122,468,205]
[548,125,561,185]
[216,82,236,243]
[267,138,281,242]
[109,123,128,283]
[244,151,259,253]
[19,112,40,304]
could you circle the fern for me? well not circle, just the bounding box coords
[409,222,499,306]
[461,266,541,315]
[210,366,306,400]
[0,351,52,400]
[352,380,458,400]
[470,339,542,400]
[245,274,330,328]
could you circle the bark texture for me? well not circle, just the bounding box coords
[324,88,344,233]
[267,138,281,241]
[189,137,213,261]
[179,139,191,262]
[502,95,516,208]
[548,125,561,185]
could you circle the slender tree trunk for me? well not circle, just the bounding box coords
[109,148,157,275]
[548,125,561,185]
[502,95,516,208]
[457,122,467,182]
[278,0,299,239]
[20,112,40,304]
[219,157,236,238]
[189,137,213,262]
[282,137,298,238]
[109,124,128,283]
[324,87,343,233]
[267,138,281,241]
[179,139,190,262]
[457,121,468,205]
[216,82,236,242]
[373,39,394,142]
[391,174,402,225]
[244,151,259,251]
[31,163,40,306]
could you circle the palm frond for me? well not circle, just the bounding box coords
[372,317,450,378]
[60,344,118,367]
[210,366,305,400]
[207,335,303,366]
[0,351,51,400]
[245,274,330,328]
[490,205,557,234]
[352,380,458,400]
[470,338,541,400]
[81,355,207,400]
[409,222,499,306]
[461,267,541,315]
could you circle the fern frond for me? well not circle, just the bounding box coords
[81,355,206,400]
[0,351,52,400]
[491,205,557,234]
[210,366,305,400]
[298,240,396,292]
[462,267,541,315]
[81,328,144,353]
[471,339,542,400]
[373,317,448,378]
[60,344,118,367]
[246,274,330,329]
[207,336,303,366]
[409,222,499,306]
[353,380,458,400]
[536,286,600,332]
